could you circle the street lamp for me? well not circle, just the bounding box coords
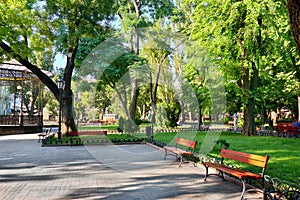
[57,77,65,142]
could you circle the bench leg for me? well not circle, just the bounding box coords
[239,179,265,200]
[178,155,183,167]
[38,136,45,143]
[204,166,209,181]
[163,149,167,159]
[240,179,246,200]
[220,171,225,180]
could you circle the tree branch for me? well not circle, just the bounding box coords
[0,41,59,100]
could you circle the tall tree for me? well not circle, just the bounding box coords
[0,0,115,132]
[140,27,172,126]
[116,0,174,123]
[43,0,115,132]
[186,0,293,135]
[184,57,210,130]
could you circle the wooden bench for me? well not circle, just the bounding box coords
[70,131,108,146]
[37,128,52,142]
[202,148,269,200]
[69,131,107,136]
[163,137,198,167]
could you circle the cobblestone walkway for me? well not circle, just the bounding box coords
[0,134,258,200]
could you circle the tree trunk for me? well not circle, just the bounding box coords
[242,66,250,135]
[129,79,139,121]
[127,1,141,124]
[242,61,259,135]
[287,1,300,121]
[196,96,202,131]
[179,100,185,123]
[63,37,79,133]
[287,0,300,57]
[114,85,131,121]
[62,89,77,133]
[243,97,256,135]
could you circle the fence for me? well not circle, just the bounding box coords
[0,115,42,126]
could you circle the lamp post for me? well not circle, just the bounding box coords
[57,77,65,142]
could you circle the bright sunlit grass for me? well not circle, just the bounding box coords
[153,131,300,184]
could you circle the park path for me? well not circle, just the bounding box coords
[0,133,259,200]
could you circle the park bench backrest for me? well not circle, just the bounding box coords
[69,131,107,137]
[220,148,269,168]
[70,131,79,136]
[175,137,197,151]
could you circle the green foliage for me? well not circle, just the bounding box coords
[0,0,55,68]
[118,115,139,133]
[159,89,181,128]
[75,36,108,68]
[95,85,112,118]
[102,52,138,86]
[155,101,181,128]
[164,100,181,128]
[117,0,175,30]
[180,0,300,133]
[44,0,116,52]
[118,116,125,131]
[156,104,168,128]
[213,139,230,151]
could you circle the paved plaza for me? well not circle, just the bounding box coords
[0,134,261,200]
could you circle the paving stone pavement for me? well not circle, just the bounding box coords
[0,134,261,200]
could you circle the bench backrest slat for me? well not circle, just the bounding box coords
[221,148,269,168]
[70,131,107,136]
[277,123,298,132]
[176,137,197,149]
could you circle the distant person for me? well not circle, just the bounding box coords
[233,113,238,132]
[271,110,277,127]
[292,118,300,131]
[268,114,273,128]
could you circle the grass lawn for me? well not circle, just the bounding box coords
[153,131,300,185]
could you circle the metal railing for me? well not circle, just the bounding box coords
[0,115,42,126]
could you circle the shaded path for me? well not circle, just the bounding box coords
[0,134,256,200]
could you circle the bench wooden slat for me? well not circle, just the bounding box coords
[221,149,269,168]
[70,131,107,137]
[219,168,261,179]
[202,161,223,169]
[202,161,263,180]
[216,165,262,179]
[176,138,197,149]
[164,146,193,155]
